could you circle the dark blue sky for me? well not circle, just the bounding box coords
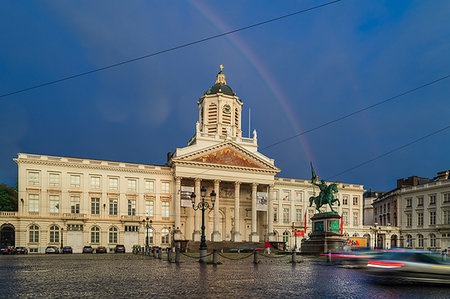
[1,0,449,191]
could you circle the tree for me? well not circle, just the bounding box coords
[0,183,18,211]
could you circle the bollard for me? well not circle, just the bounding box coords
[158,248,162,259]
[327,251,331,263]
[175,247,180,263]
[212,249,218,265]
[253,250,258,264]
[167,249,172,262]
[291,250,296,264]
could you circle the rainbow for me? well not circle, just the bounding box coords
[189,0,315,167]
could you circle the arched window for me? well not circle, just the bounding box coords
[430,233,436,248]
[417,234,424,248]
[109,227,118,244]
[282,231,289,244]
[29,225,39,243]
[406,234,412,248]
[353,233,359,237]
[49,225,60,243]
[161,228,169,244]
[146,228,154,244]
[91,226,100,243]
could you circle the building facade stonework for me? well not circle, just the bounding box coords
[0,68,366,253]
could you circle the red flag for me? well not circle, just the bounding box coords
[304,210,307,232]
[340,213,344,235]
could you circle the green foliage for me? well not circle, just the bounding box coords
[0,183,18,211]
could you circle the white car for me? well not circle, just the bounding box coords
[45,246,60,254]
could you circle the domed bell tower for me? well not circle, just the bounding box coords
[197,65,243,138]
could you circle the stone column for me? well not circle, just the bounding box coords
[211,180,222,241]
[267,184,276,241]
[174,177,182,240]
[192,178,201,241]
[232,181,242,242]
[249,183,259,242]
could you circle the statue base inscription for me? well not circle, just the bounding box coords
[301,213,345,255]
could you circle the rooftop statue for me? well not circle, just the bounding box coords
[309,162,340,213]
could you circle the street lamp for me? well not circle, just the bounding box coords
[291,222,297,252]
[60,227,64,251]
[142,217,153,253]
[370,222,381,249]
[191,186,216,262]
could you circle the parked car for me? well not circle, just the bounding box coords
[96,246,107,254]
[62,246,73,254]
[0,246,11,255]
[45,246,60,254]
[14,247,28,254]
[82,246,94,254]
[114,245,125,253]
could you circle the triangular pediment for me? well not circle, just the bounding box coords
[172,141,279,172]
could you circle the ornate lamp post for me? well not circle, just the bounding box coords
[191,186,216,263]
[142,217,153,253]
[370,222,381,249]
[60,227,64,251]
[291,222,297,251]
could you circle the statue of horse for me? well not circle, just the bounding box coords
[309,183,340,213]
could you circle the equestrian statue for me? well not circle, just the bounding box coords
[309,162,340,213]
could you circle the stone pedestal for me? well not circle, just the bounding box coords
[231,232,242,242]
[249,232,259,242]
[211,231,222,242]
[192,230,201,242]
[301,213,344,255]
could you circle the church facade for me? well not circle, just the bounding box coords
[0,68,366,253]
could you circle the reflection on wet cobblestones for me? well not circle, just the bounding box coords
[0,254,448,298]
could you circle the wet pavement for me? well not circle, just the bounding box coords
[0,253,448,298]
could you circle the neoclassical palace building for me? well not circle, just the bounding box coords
[0,68,366,253]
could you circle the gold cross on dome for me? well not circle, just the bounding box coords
[219,64,224,71]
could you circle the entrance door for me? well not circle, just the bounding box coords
[0,224,15,247]
[124,232,138,252]
[66,231,83,253]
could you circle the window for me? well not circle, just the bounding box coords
[49,173,60,187]
[161,228,169,244]
[294,191,302,203]
[444,210,450,225]
[70,175,80,188]
[49,195,59,214]
[417,234,424,248]
[145,201,154,217]
[90,176,100,189]
[161,182,170,193]
[406,213,412,227]
[70,196,80,214]
[146,228,154,244]
[49,225,60,243]
[161,202,170,217]
[342,211,348,225]
[91,198,100,215]
[91,226,100,243]
[67,224,83,231]
[28,172,39,185]
[145,180,155,193]
[282,231,289,243]
[406,234,412,248]
[127,179,137,192]
[29,194,39,213]
[353,212,358,225]
[406,198,412,208]
[430,211,436,225]
[29,225,39,243]
[429,194,436,205]
[109,178,118,190]
[296,209,302,222]
[109,227,118,244]
[417,196,424,207]
[417,212,423,226]
[283,208,289,223]
[342,196,348,205]
[430,234,436,247]
[273,208,278,222]
[127,199,136,216]
[282,191,289,201]
[109,199,118,215]
[353,196,358,206]
[125,225,139,232]
[444,193,450,203]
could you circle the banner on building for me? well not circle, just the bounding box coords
[181,186,194,208]
[256,192,268,211]
[345,237,368,247]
